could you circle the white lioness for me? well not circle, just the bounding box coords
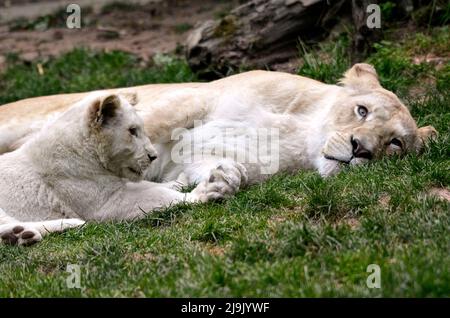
[0,92,219,246]
[0,63,437,202]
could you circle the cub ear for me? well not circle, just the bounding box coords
[339,63,381,90]
[416,125,438,151]
[88,94,121,127]
[119,91,138,106]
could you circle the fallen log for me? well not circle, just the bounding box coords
[186,0,344,78]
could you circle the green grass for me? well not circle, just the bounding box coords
[298,26,449,94]
[0,26,449,297]
[0,50,196,105]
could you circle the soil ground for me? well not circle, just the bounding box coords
[0,0,239,67]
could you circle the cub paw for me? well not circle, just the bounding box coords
[0,224,42,246]
[165,172,190,191]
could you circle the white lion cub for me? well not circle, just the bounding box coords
[0,92,215,246]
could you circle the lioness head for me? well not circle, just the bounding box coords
[320,63,437,176]
[86,93,158,182]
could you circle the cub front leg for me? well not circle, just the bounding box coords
[98,177,235,221]
[0,219,85,246]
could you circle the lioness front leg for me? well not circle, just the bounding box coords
[179,159,249,200]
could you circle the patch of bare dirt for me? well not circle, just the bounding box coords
[408,53,448,97]
[408,76,437,98]
[378,193,391,209]
[203,243,228,257]
[336,217,361,230]
[412,54,449,70]
[0,0,239,63]
[129,252,157,262]
[271,57,301,73]
[428,187,450,202]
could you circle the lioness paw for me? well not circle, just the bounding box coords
[185,161,248,202]
[187,178,230,202]
[204,161,248,200]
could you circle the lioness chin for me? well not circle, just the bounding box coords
[0,63,437,200]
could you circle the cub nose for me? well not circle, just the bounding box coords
[351,137,373,159]
[148,154,157,162]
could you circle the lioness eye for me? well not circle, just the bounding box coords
[357,105,368,118]
[390,138,402,148]
[129,127,138,137]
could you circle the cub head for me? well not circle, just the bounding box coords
[86,92,158,182]
[320,63,437,176]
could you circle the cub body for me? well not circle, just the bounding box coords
[0,93,217,245]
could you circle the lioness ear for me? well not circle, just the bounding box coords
[340,63,381,90]
[416,125,438,151]
[88,94,121,126]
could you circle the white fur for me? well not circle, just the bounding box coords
[144,84,343,189]
[0,93,221,245]
[142,68,424,194]
[0,66,435,208]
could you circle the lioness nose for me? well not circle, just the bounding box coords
[148,154,157,162]
[351,137,373,160]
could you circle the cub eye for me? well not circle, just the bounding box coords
[357,105,368,118]
[390,138,402,148]
[129,127,138,137]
